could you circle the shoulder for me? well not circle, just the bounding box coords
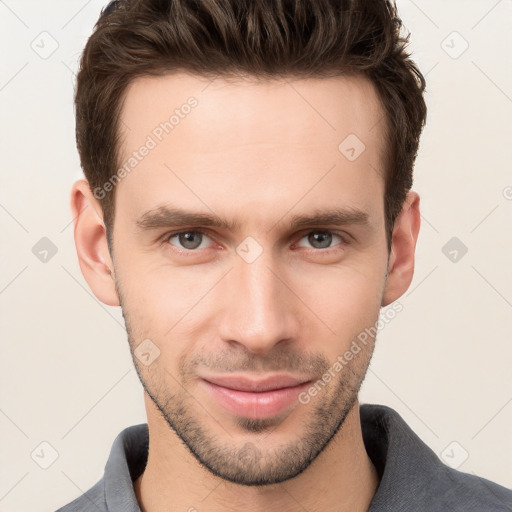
[361,404,512,512]
[439,467,512,511]
[54,423,147,511]
[54,478,106,512]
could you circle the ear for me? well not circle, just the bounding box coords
[70,179,120,306]
[381,191,421,306]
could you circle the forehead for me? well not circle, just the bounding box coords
[120,72,386,151]
[115,72,387,226]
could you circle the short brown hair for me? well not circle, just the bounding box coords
[75,0,427,249]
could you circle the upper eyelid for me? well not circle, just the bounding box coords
[164,229,213,241]
[293,230,350,249]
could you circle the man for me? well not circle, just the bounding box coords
[58,0,512,510]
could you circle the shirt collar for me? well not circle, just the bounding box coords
[104,420,148,511]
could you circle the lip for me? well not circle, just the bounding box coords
[200,374,312,419]
[202,374,310,392]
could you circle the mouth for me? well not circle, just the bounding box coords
[200,374,312,419]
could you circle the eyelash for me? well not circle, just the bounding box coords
[160,229,350,255]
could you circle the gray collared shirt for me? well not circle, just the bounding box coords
[56,404,512,511]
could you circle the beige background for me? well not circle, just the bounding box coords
[1,1,511,510]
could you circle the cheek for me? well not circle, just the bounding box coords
[290,262,386,351]
[116,258,223,349]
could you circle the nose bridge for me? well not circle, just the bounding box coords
[218,245,296,354]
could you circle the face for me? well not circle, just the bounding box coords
[92,72,397,485]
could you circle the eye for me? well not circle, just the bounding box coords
[163,229,347,254]
[167,230,212,251]
[295,230,345,250]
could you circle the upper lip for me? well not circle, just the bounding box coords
[202,374,311,392]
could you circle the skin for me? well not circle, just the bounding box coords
[71,72,420,512]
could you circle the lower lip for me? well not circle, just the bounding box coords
[201,379,311,419]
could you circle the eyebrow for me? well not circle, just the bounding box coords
[135,205,370,232]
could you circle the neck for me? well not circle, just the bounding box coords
[135,396,379,512]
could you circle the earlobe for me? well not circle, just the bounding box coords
[381,191,421,306]
[71,179,120,306]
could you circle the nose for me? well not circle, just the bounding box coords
[217,250,300,355]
